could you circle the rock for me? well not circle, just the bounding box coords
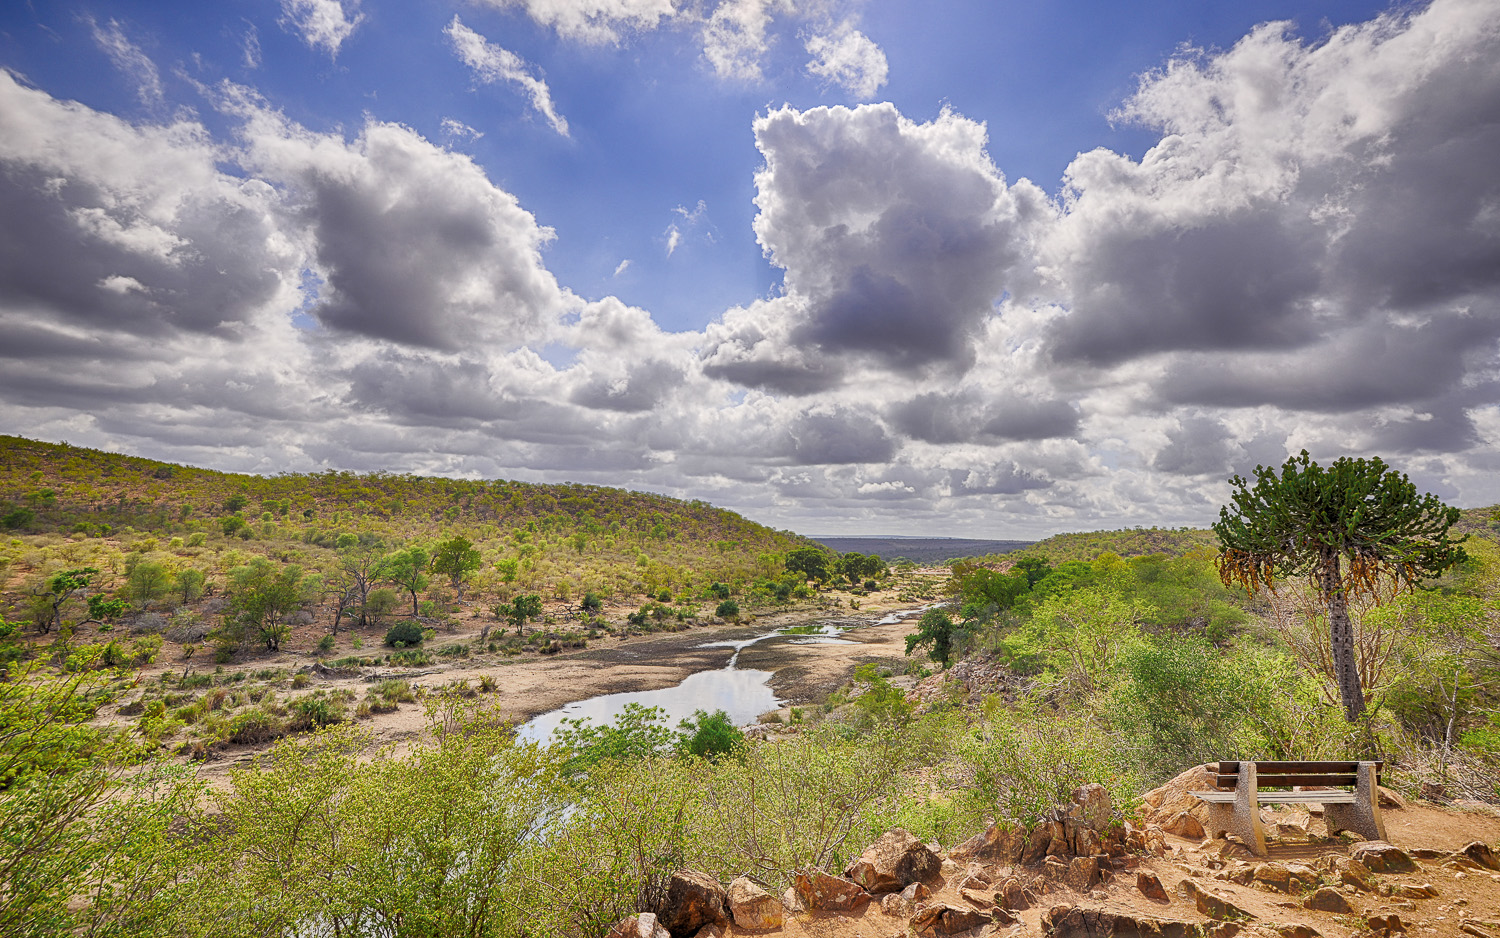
[1461,842,1500,871]
[950,821,1026,863]
[1266,925,1322,938]
[1182,879,1253,920]
[1367,914,1405,934]
[691,927,723,938]
[880,892,910,917]
[1044,856,1071,880]
[1065,856,1099,892]
[1303,887,1354,914]
[1420,780,1447,802]
[959,886,995,910]
[1391,882,1438,899]
[1352,841,1417,874]
[725,876,782,931]
[901,881,930,903]
[792,869,869,913]
[998,876,1027,910]
[659,870,729,937]
[1337,858,1375,893]
[1162,811,1206,840]
[1137,870,1170,902]
[604,913,671,938]
[1043,904,1207,938]
[911,903,991,936]
[1377,786,1406,808]
[1072,783,1113,831]
[780,886,804,915]
[1253,862,1292,892]
[845,828,941,893]
[1285,864,1322,891]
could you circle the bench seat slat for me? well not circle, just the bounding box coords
[1193,790,1356,804]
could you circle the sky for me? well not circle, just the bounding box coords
[1,0,1498,539]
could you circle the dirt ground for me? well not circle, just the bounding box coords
[718,801,1500,938]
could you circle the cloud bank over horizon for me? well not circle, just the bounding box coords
[1,0,1497,537]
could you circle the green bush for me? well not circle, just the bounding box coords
[678,709,744,760]
[316,633,335,654]
[383,620,424,648]
[714,599,739,619]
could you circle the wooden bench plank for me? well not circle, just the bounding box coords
[1215,774,1366,789]
[1216,760,1383,774]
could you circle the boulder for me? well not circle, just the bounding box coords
[1390,882,1438,900]
[912,902,991,936]
[793,869,869,913]
[845,828,941,893]
[901,880,931,903]
[997,876,1027,910]
[725,876,781,931]
[781,886,804,915]
[950,821,1026,863]
[691,927,723,938]
[959,886,995,910]
[1065,856,1099,892]
[1162,811,1206,840]
[1367,913,1405,934]
[659,870,729,937]
[880,892,910,917]
[1136,870,1170,902]
[1252,862,1292,892]
[1351,841,1417,874]
[604,913,671,938]
[1043,904,1205,938]
[1336,858,1374,893]
[1303,887,1354,914]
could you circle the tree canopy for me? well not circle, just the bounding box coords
[1214,451,1466,721]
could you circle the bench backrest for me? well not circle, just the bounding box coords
[1213,760,1383,790]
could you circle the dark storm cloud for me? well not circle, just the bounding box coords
[785,409,897,465]
[1152,416,1235,476]
[889,391,1079,444]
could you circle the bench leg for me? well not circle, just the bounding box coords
[1323,762,1387,842]
[1204,763,1267,855]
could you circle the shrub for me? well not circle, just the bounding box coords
[714,599,739,619]
[581,592,603,614]
[186,533,207,547]
[288,696,344,731]
[384,620,424,648]
[227,708,283,745]
[679,709,744,760]
[316,633,335,654]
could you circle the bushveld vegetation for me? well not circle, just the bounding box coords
[1,439,1497,936]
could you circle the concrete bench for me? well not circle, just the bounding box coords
[1191,760,1386,856]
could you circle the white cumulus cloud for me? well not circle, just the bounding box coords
[279,0,365,58]
[805,26,887,99]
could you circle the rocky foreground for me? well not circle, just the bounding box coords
[604,766,1500,938]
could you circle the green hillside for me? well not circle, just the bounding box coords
[0,434,807,607]
[984,526,1216,565]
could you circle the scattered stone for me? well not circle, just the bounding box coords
[1352,841,1417,874]
[959,886,995,910]
[949,821,1026,863]
[1043,904,1207,938]
[725,876,781,931]
[880,892,909,917]
[659,870,729,937]
[1266,925,1321,938]
[901,881,930,903]
[1284,864,1322,891]
[845,828,942,894]
[1391,883,1439,900]
[1137,871,1170,902]
[1303,887,1355,914]
[604,913,671,938]
[1378,786,1406,809]
[1367,913,1405,933]
[911,902,991,936]
[792,869,869,913]
[1461,842,1500,871]
[1461,922,1498,938]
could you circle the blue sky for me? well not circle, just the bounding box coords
[1,0,1498,536]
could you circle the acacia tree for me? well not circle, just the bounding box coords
[383,547,430,617]
[430,536,482,601]
[1214,451,1466,721]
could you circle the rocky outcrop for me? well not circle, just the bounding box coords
[911,902,992,936]
[845,828,941,893]
[659,870,729,937]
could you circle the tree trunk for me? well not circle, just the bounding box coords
[1320,550,1366,721]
